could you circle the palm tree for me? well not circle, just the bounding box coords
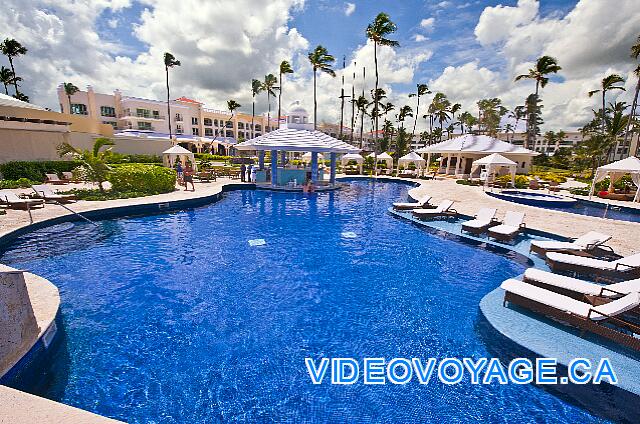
[277,60,293,130]
[588,74,626,136]
[308,45,336,130]
[163,52,181,140]
[366,12,399,163]
[515,55,561,149]
[0,66,20,95]
[353,95,369,149]
[63,82,79,113]
[0,38,27,96]
[397,105,413,132]
[226,100,241,153]
[624,35,640,150]
[261,74,278,132]
[408,83,430,141]
[251,79,262,138]
[57,137,115,192]
[458,111,477,135]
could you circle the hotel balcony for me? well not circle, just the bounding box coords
[118,112,165,120]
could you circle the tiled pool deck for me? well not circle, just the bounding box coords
[1,175,640,422]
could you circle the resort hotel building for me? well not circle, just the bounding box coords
[56,85,279,155]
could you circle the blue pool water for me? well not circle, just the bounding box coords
[547,200,640,222]
[0,181,611,423]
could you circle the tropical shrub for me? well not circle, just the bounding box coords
[0,160,82,181]
[0,178,37,189]
[58,138,115,191]
[106,153,162,164]
[108,164,176,194]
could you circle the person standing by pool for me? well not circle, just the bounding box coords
[183,162,195,191]
[240,163,246,182]
[246,164,252,182]
[176,161,183,184]
[250,164,256,183]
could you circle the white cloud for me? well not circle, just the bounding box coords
[420,18,435,31]
[414,34,426,42]
[107,18,118,29]
[344,2,356,17]
[436,1,450,8]
[432,0,640,131]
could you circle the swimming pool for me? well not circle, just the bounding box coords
[0,181,611,423]
[488,190,640,223]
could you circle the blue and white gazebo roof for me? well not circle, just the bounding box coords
[235,128,360,154]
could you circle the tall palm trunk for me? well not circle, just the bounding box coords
[8,57,19,96]
[3,83,8,95]
[67,95,72,114]
[165,65,173,140]
[625,78,640,154]
[373,40,379,176]
[359,111,364,149]
[251,95,255,138]
[313,69,317,130]
[411,95,420,141]
[267,91,271,132]
[277,71,283,130]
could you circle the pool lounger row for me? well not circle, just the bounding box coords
[459,209,525,241]
[500,278,640,352]
[546,252,640,279]
[412,199,456,219]
[392,195,433,210]
[529,231,612,257]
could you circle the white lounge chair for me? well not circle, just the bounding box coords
[530,231,612,256]
[546,252,640,279]
[487,211,525,241]
[45,173,66,185]
[31,185,77,203]
[412,199,455,220]
[393,195,432,210]
[501,278,640,351]
[461,208,497,235]
[523,268,640,299]
[0,190,45,210]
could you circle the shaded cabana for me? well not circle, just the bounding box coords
[471,153,516,189]
[163,145,197,170]
[341,153,364,174]
[589,156,640,202]
[416,135,538,177]
[396,151,426,175]
[368,152,394,170]
[235,128,359,187]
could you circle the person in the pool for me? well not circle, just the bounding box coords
[183,161,195,191]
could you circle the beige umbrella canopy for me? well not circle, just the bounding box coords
[397,151,426,174]
[341,153,364,173]
[163,145,197,171]
[472,153,517,188]
[589,156,640,201]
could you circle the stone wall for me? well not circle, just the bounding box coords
[0,265,39,373]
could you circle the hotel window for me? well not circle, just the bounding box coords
[205,128,213,136]
[100,106,116,117]
[175,113,183,121]
[136,108,151,118]
[153,110,160,119]
[255,124,262,132]
[191,117,198,125]
[214,119,219,127]
[176,124,183,134]
[204,118,212,126]
[238,122,245,129]
[225,121,232,128]
[226,130,234,138]
[102,121,117,128]
[70,103,88,115]
[137,121,152,130]
[192,127,199,136]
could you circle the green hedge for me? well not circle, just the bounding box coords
[107,164,176,194]
[0,160,83,182]
[0,178,37,189]
[106,153,162,164]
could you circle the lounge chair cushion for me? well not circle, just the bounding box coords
[488,224,519,236]
[524,268,614,296]
[531,231,611,252]
[501,278,640,321]
[393,195,431,209]
[412,199,453,216]
[547,252,640,272]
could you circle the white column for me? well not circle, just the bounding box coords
[426,153,432,176]
[445,153,452,175]
[455,153,462,177]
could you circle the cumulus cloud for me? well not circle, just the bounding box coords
[414,34,426,42]
[344,2,356,17]
[420,18,435,31]
[435,0,640,130]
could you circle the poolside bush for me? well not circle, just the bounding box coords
[108,164,176,194]
[194,153,233,162]
[106,153,162,164]
[0,178,37,189]
[0,160,83,181]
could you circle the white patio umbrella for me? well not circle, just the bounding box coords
[471,153,517,190]
[588,156,640,202]
[163,145,197,171]
[397,151,426,174]
[341,153,364,173]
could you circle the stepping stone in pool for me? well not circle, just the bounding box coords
[248,239,266,246]
[341,231,357,239]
